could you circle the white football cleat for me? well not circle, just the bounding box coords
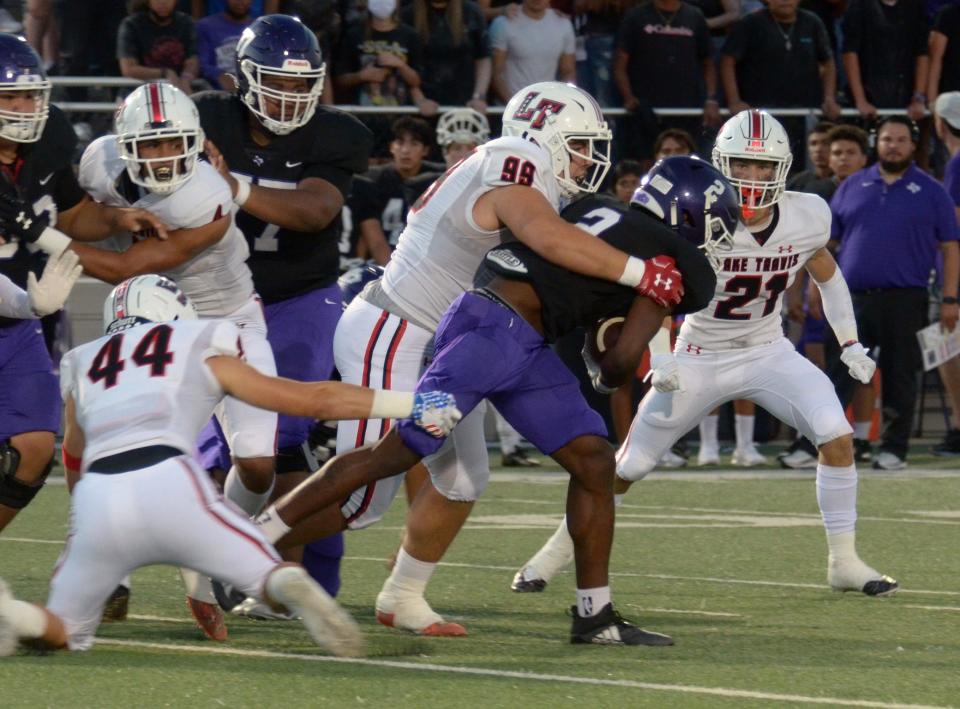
[231,596,298,621]
[266,566,364,657]
[0,579,17,657]
[697,443,720,466]
[375,586,466,637]
[731,444,768,467]
[657,449,687,468]
[828,558,900,597]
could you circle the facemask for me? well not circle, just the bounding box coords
[368,0,397,19]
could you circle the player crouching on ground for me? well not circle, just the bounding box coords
[0,275,460,656]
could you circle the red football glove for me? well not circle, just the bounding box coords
[636,256,683,308]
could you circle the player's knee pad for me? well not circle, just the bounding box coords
[808,403,854,447]
[0,440,53,509]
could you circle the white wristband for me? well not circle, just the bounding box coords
[233,180,251,207]
[34,227,71,258]
[617,256,646,287]
[370,390,415,419]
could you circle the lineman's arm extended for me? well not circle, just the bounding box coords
[63,215,230,285]
[806,247,875,383]
[206,356,461,436]
[478,185,682,306]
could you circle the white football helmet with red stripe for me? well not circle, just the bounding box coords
[501,82,612,199]
[712,109,792,210]
[103,274,197,335]
[114,82,204,195]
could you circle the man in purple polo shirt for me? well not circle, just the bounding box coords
[830,115,960,469]
[931,92,960,456]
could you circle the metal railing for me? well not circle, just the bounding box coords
[48,76,916,118]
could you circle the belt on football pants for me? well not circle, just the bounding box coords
[87,445,186,475]
[472,287,522,318]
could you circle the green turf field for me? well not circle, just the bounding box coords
[2,454,959,708]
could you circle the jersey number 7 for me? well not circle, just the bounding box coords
[87,325,175,389]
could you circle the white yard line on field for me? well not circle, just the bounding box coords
[903,604,960,612]
[93,638,949,709]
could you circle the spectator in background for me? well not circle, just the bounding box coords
[842,0,929,120]
[55,0,125,101]
[927,1,960,104]
[829,116,959,469]
[196,0,252,90]
[574,0,639,109]
[24,0,57,71]
[489,0,576,103]
[827,124,869,188]
[787,121,835,200]
[931,92,960,456]
[688,0,742,52]
[653,127,697,158]
[610,158,643,203]
[614,0,718,161]
[722,0,839,163]
[118,0,200,95]
[190,0,277,17]
[333,0,432,113]
[401,0,490,112]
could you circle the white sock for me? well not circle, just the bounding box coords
[256,504,291,544]
[8,600,47,639]
[734,414,755,450]
[699,415,719,449]
[853,421,871,440]
[224,465,274,516]
[576,586,611,617]
[816,463,858,536]
[523,516,575,582]
[826,530,859,564]
[119,575,131,589]
[495,411,521,455]
[384,547,437,596]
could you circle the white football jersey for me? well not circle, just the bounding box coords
[679,191,830,350]
[79,136,254,317]
[60,319,240,466]
[378,136,562,330]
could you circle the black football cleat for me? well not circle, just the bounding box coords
[511,567,546,592]
[861,576,900,597]
[570,603,674,646]
[101,584,130,622]
[502,450,541,467]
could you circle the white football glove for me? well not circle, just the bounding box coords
[412,391,462,438]
[840,342,876,384]
[644,353,681,392]
[28,249,82,317]
[581,338,616,394]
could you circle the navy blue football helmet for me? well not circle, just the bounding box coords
[338,262,384,309]
[235,15,326,135]
[631,155,740,270]
[0,33,50,143]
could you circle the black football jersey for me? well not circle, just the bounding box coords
[339,174,380,271]
[475,194,717,343]
[194,91,373,303]
[366,161,443,247]
[0,105,85,327]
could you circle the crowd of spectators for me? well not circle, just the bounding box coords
[6,0,960,465]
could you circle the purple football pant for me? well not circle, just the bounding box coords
[398,292,607,458]
[0,319,60,439]
[194,285,344,593]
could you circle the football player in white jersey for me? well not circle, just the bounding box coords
[513,110,899,598]
[27,82,282,636]
[0,274,460,656]
[239,82,686,636]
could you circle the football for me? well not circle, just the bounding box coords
[587,316,625,359]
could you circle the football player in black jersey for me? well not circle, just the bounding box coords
[0,34,166,536]
[252,156,735,646]
[194,14,373,602]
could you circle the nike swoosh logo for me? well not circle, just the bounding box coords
[285,160,302,168]
[39,173,53,185]
[324,298,339,305]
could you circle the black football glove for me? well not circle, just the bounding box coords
[0,192,48,244]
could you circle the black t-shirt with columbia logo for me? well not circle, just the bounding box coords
[474,194,716,342]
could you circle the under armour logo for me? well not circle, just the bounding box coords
[777,245,793,253]
[685,343,702,354]
[907,182,921,194]
[15,212,32,230]
[252,155,264,166]
[654,274,673,289]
